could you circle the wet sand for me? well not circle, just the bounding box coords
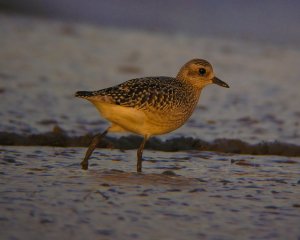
[1,14,300,240]
[1,146,300,240]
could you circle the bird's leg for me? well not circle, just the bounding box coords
[81,128,108,170]
[137,136,148,173]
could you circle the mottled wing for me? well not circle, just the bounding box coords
[88,77,185,111]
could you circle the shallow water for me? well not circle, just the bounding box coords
[1,146,300,240]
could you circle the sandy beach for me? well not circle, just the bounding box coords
[0,14,300,239]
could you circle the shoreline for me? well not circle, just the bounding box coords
[1,128,300,157]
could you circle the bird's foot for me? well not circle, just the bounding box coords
[81,160,89,170]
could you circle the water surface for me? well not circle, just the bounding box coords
[1,146,300,239]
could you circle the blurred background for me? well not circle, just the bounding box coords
[1,0,300,46]
[0,0,299,144]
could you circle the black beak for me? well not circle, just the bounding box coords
[212,77,229,88]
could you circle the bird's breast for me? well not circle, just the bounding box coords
[142,96,200,135]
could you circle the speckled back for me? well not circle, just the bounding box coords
[82,77,199,113]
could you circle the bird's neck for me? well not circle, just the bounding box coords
[176,74,205,92]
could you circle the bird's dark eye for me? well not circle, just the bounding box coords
[199,68,206,76]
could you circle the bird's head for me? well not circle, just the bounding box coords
[176,59,229,89]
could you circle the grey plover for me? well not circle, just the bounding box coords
[76,59,229,172]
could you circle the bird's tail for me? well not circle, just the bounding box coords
[75,90,111,103]
[75,91,94,99]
